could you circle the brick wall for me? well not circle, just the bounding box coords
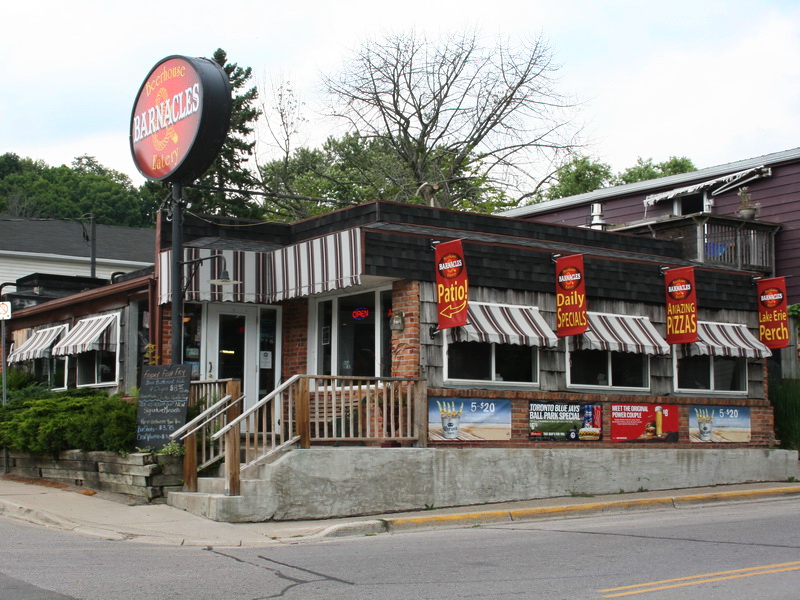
[282,298,309,379]
[391,280,421,379]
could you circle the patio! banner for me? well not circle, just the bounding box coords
[757,276,790,349]
[555,254,588,337]
[664,266,698,344]
[435,240,469,330]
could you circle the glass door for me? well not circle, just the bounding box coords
[205,304,279,411]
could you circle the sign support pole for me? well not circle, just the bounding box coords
[170,183,184,366]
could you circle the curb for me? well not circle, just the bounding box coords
[381,486,800,534]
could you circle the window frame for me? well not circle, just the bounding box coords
[71,313,121,389]
[310,287,392,378]
[566,348,651,391]
[443,337,540,386]
[673,352,748,395]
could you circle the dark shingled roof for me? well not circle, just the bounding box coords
[0,215,155,263]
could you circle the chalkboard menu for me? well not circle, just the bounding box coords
[135,364,192,450]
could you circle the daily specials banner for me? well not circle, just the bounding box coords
[610,403,679,443]
[555,254,588,337]
[435,240,469,330]
[664,266,698,344]
[757,276,790,349]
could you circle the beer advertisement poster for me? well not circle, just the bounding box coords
[757,276,790,349]
[664,266,698,344]
[690,406,751,443]
[555,254,588,337]
[428,398,511,441]
[528,402,602,441]
[434,240,469,330]
[610,403,679,442]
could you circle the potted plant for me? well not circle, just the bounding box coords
[737,186,759,220]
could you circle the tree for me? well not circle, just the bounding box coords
[0,153,151,226]
[322,30,577,210]
[542,156,613,200]
[182,48,262,217]
[614,156,696,185]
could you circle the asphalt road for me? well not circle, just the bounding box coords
[2,496,800,599]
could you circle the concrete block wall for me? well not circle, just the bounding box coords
[167,447,800,522]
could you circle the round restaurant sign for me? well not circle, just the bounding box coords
[130,55,232,183]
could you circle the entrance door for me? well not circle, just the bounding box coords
[205,304,279,410]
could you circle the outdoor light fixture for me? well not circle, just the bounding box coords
[181,254,240,293]
[389,310,406,331]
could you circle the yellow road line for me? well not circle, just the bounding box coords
[599,561,800,598]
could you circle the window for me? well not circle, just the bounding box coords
[76,350,117,386]
[676,354,746,392]
[446,341,537,384]
[33,357,67,389]
[566,312,668,390]
[314,289,392,377]
[52,313,120,388]
[568,349,648,389]
[443,302,555,386]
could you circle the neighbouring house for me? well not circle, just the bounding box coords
[501,146,800,378]
[0,215,155,294]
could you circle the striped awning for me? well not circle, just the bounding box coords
[7,325,68,363]
[643,166,770,206]
[157,228,362,304]
[577,312,670,355]
[52,314,118,356]
[446,303,557,347]
[686,321,771,359]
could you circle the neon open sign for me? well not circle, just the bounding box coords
[352,307,370,320]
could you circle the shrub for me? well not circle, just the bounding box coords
[0,390,136,456]
[770,378,800,450]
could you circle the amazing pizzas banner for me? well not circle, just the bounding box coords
[664,266,698,344]
[435,240,469,330]
[555,254,588,337]
[757,277,790,349]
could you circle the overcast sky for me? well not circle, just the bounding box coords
[2,0,799,188]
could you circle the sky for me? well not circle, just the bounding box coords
[2,0,800,189]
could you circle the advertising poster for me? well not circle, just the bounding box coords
[610,403,679,442]
[664,266,698,345]
[690,406,751,443]
[757,276,790,349]
[428,397,511,441]
[555,254,588,337]
[434,240,469,331]
[528,402,602,441]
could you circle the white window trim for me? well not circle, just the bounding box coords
[308,287,392,378]
[443,336,540,387]
[672,352,748,395]
[566,347,651,392]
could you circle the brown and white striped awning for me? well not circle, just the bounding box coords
[52,314,118,356]
[157,229,362,304]
[446,303,557,347]
[686,321,771,359]
[7,325,68,363]
[576,312,670,355]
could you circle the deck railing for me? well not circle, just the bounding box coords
[209,375,426,496]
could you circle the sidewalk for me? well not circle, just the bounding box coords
[1,474,799,547]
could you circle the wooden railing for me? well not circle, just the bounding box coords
[170,379,242,492]
[210,375,426,496]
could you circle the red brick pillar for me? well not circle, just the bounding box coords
[390,280,421,379]
[281,298,309,379]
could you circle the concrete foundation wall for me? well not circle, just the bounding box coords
[169,447,800,522]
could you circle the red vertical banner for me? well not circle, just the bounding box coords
[555,254,588,337]
[435,240,469,330]
[664,266,698,344]
[757,276,790,349]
